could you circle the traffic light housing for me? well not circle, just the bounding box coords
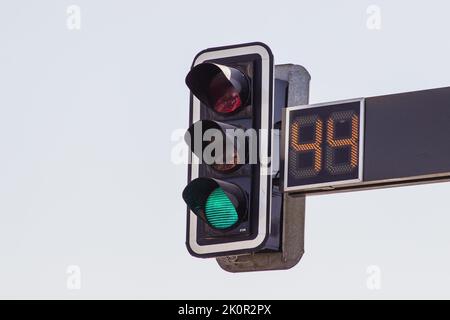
[183,43,276,258]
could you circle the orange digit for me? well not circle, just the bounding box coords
[291,117,323,173]
[327,114,359,168]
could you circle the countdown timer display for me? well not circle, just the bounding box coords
[283,99,365,192]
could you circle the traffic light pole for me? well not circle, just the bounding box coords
[216,64,310,272]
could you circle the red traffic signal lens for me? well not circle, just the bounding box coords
[185,63,249,114]
[209,74,242,113]
[213,86,242,114]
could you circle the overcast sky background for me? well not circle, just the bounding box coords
[1,0,450,299]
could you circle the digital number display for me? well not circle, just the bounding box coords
[284,99,364,191]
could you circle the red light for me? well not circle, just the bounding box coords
[214,88,242,114]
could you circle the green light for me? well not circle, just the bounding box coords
[204,188,238,229]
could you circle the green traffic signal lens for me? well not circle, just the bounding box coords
[204,188,238,229]
[182,178,247,231]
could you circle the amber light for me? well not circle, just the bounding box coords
[212,148,241,172]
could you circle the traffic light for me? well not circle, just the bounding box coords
[181,42,450,272]
[182,43,277,258]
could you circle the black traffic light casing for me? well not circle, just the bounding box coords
[183,43,276,258]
